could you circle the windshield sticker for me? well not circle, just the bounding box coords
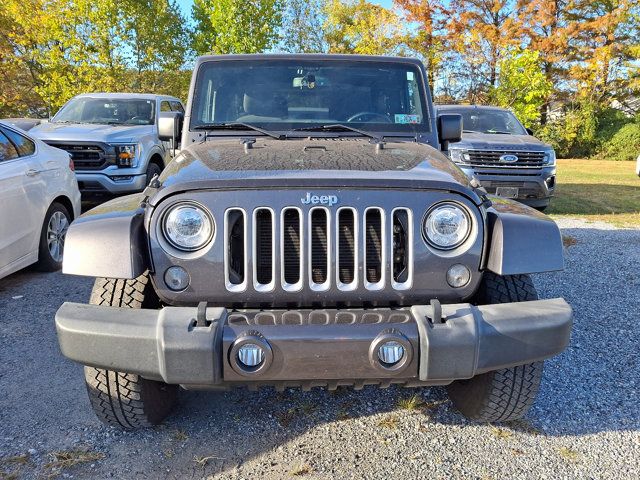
[395,114,421,124]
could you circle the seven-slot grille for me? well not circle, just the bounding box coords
[224,207,413,293]
[466,150,546,168]
[43,143,110,170]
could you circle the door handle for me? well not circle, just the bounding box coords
[25,169,41,177]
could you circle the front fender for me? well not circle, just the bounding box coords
[485,197,564,275]
[62,194,148,279]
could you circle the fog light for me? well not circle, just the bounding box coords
[446,264,471,288]
[237,344,264,367]
[378,341,405,365]
[164,266,190,291]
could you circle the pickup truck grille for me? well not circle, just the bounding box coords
[466,150,546,168]
[223,206,413,293]
[44,143,110,170]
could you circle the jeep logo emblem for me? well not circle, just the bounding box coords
[499,154,519,163]
[301,192,338,206]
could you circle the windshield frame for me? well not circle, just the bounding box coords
[189,58,432,138]
[52,96,158,126]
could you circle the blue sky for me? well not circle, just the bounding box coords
[176,0,394,18]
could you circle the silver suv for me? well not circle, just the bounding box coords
[437,105,556,210]
[31,93,184,196]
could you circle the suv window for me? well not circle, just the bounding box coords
[170,101,184,114]
[0,127,35,157]
[0,130,20,161]
[161,101,172,112]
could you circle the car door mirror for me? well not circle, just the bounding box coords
[437,114,463,147]
[158,111,183,141]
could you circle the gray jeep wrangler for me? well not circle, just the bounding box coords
[55,54,572,429]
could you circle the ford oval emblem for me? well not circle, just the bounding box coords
[499,154,519,163]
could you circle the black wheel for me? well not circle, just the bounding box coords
[35,202,71,272]
[446,272,544,422]
[145,162,162,185]
[84,274,178,429]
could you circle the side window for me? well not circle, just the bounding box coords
[170,101,185,114]
[160,101,172,112]
[0,130,20,162]
[0,127,35,157]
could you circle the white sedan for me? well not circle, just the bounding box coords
[636,154,640,177]
[0,121,81,279]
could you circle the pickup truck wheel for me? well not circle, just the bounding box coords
[145,162,162,183]
[446,273,544,422]
[83,274,178,429]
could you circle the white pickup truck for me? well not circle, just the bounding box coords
[31,93,184,196]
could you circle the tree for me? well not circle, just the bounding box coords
[447,0,523,101]
[324,0,405,55]
[280,0,328,53]
[191,0,284,55]
[394,0,449,89]
[489,48,553,127]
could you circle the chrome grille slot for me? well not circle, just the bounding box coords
[336,208,357,290]
[253,208,275,290]
[309,208,330,290]
[281,208,303,291]
[224,209,247,291]
[364,208,385,290]
[466,150,546,168]
[391,208,413,290]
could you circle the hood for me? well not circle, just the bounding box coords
[455,132,550,150]
[153,137,483,205]
[30,122,154,144]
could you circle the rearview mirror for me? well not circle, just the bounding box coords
[437,114,463,146]
[158,111,183,141]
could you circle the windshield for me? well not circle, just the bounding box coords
[53,97,156,126]
[442,108,526,135]
[191,60,428,135]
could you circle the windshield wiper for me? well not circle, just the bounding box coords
[52,120,80,124]
[293,124,380,140]
[193,122,284,140]
[486,130,512,135]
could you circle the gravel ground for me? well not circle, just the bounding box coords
[0,218,639,479]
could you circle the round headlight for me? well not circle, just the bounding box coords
[163,203,213,251]
[424,203,471,250]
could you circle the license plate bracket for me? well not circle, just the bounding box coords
[496,186,519,199]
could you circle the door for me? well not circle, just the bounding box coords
[0,127,44,268]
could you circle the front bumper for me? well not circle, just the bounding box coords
[75,171,148,195]
[459,166,556,207]
[55,299,572,389]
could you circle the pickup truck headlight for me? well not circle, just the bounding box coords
[543,149,556,166]
[163,203,214,251]
[423,203,471,250]
[448,148,469,163]
[114,144,137,167]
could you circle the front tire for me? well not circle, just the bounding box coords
[84,274,178,429]
[446,273,544,422]
[36,202,71,272]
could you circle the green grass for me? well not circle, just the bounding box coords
[547,159,640,227]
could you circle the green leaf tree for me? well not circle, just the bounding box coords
[489,48,553,127]
[280,0,328,53]
[191,0,284,55]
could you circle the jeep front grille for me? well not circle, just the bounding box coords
[224,207,413,292]
[466,150,546,168]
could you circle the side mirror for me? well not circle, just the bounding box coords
[437,114,463,147]
[158,111,183,141]
[525,127,534,136]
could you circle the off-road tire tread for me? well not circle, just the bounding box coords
[446,272,543,423]
[84,273,176,429]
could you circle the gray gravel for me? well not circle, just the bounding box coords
[1,218,639,479]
